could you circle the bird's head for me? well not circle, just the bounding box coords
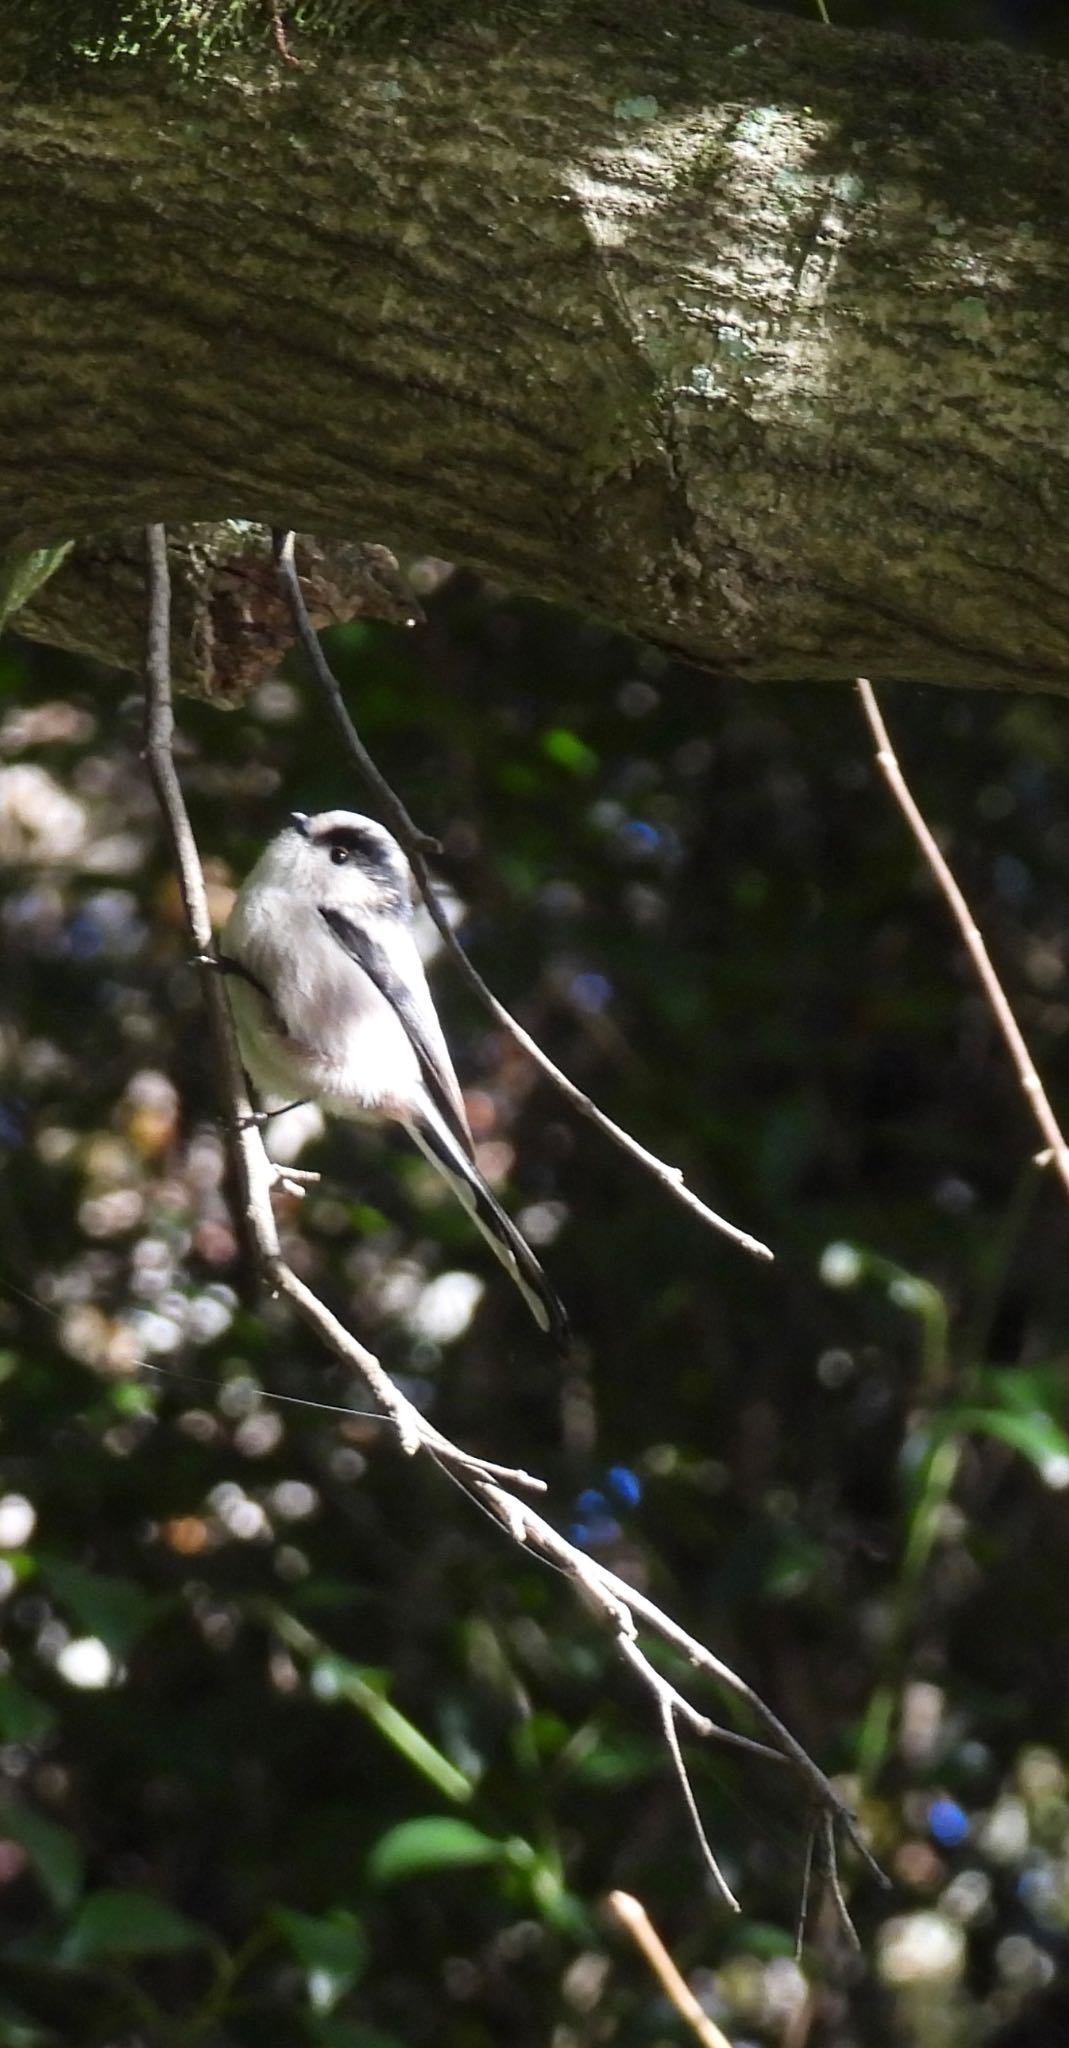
[270,808,413,917]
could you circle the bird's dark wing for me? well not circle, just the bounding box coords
[405,1107,570,1352]
[215,951,291,1037]
[215,952,272,1004]
[318,904,475,1162]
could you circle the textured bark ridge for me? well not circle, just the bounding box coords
[13,529,420,703]
[6,2,1069,690]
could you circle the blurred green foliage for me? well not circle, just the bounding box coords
[3,2,1069,2044]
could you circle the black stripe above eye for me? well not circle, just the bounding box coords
[318,825,384,858]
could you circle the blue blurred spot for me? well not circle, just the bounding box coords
[570,1513,622,1550]
[606,1465,642,1507]
[570,1467,641,1548]
[0,1100,25,1147]
[619,820,660,855]
[929,1796,970,1848]
[993,853,1030,908]
[64,909,104,958]
[63,894,144,963]
[1017,1865,1058,1918]
[570,972,613,1014]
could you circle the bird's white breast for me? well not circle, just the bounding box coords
[223,882,422,1119]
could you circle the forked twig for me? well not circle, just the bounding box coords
[608,1892,736,2048]
[142,526,542,1502]
[272,529,772,1264]
[469,1479,881,1894]
[819,1806,861,1951]
[857,678,1069,1205]
[143,523,873,1928]
[658,1692,740,1911]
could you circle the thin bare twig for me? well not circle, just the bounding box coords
[819,1807,861,1951]
[272,529,772,1264]
[658,1692,741,1911]
[472,1477,881,1893]
[857,679,1069,1206]
[613,1633,772,1909]
[617,1634,793,1765]
[608,1892,736,2048]
[795,1816,817,1961]
[143,525,544,1501]
[143,523,874,1926]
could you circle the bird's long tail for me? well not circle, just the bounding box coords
[404,1110,569,1351]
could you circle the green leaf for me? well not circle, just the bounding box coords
[60,1889,204,1962]
[0,1675,57,1745]
[725,1919,797,1960]
[305,2024,408,2048]
[269,1610,474,1803]
[959,1406,1069,1482]
[570,1733,653,1786]
[367,1817,506,1887]
[0,542,73,631]
[527,1861,591,1938]
[0,2003,59,2047]
[309,1651,474,1800]
[39,1560,158,1657]
[540,727,599,777]
[273,1908,367,2015]
[108,1380,156,1419]
[975,1365,1067,1420]
[1,1805,83,1912]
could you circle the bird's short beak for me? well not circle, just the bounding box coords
[289,812,310,838]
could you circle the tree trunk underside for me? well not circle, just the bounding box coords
[6,2,1069,691]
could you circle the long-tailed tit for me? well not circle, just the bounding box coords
[222,810,568,1347]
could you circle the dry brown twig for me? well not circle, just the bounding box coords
[608,1892,737,2048]
[143,522,879,1930]
[857,678,1069,1203]
[271,528,773,1265]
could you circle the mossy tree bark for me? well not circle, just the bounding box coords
[6,2,1069,691]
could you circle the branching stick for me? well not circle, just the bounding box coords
[272,529,772,1264]
[143,522,873,1929]
[143,525,544,1499]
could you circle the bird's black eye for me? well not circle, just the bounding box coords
[330,845,350,867]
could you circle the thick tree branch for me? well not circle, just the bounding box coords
[23,526,419,703]
[8,4,1069,690]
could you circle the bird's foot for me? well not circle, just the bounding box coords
[238,1097,311,1132]
[266,1162,320,1201]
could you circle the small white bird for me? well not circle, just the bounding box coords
[222,809,568,1347]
